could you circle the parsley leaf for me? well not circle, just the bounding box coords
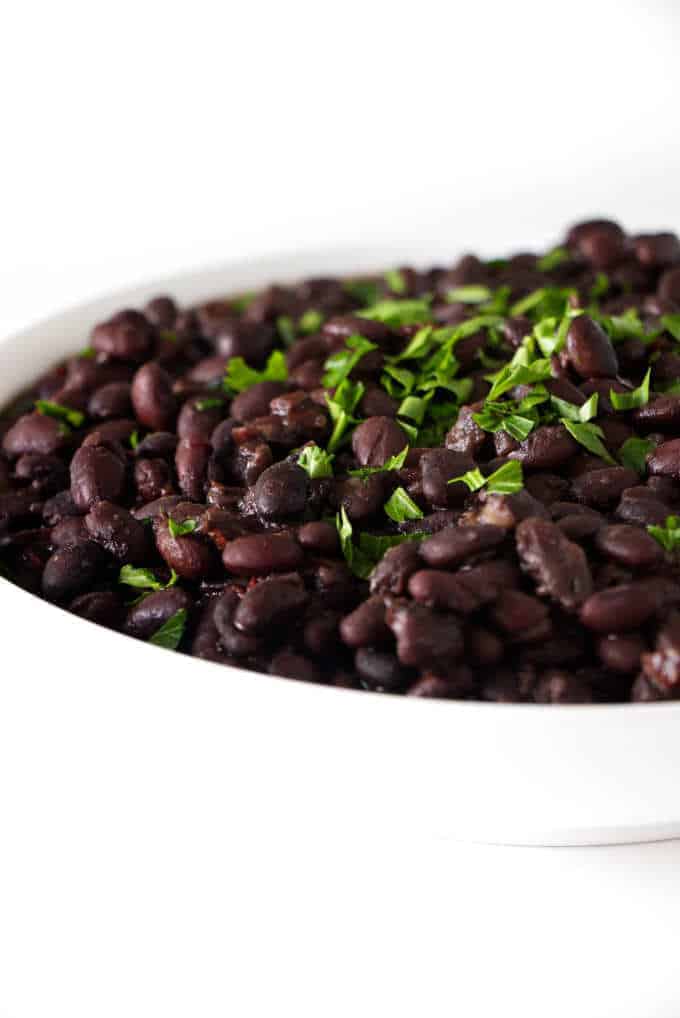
[194,397,225,412]
[550,391,599,423]
[390,325,436,363]
[589,273,610,301]
[323,334,378,388]
[344,278,380,307]
[231,292,256,313]
[648,516,680,553]
[276,315,297,348]
[119,565,178,593]
[359,298,431,328]
[223,350,288,394]
[383,487,424,523]
[486,358,553,401]
[297,443,334,478]
[336,507,374,579]
[449,460,524,494]
[561,420,615,464]
[384,269,407,294]
[129,430,139,450]
[446,285,493,304]
[619,436,655,474]
[357,531,426,562]
[298,309,324,334]
[149,608,187,650]
[349,446,408,478]
[325,378,365,452]
[167,517,199,538]
[35,399,84,429]
[510,286,575,320]
[537,247,570,272]
[661,313,680,341]
[610,368,652,411]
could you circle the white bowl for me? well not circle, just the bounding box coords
[2,249,680,847]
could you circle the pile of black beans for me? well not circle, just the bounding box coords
[4,218,680,702]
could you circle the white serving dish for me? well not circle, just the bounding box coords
[1,248,679,847]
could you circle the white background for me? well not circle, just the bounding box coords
[2,2,680,1016]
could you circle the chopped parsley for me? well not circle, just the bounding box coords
[349,446,408,479]
[223,350,288,394]
[384,487,424,523]
[619,436,655,474]
[449,460,524,495]
[536,247,570,272]
[336,507,374,579]
[344,278,381,307]
[648,516,680,553]
[446,285,493,304]
[323,334,378,388]
[129,430,139,450]
[609,368,651,411]
[119,565,178,594]
[276,315,297,348]
[231,292,256,313]
[194,396,225,412]
[661,313,680,341]
[167,517,199,538]
[35,399,84,429]
[550,391,599,423]
[325,378,365,452]
[149,608,187,650]
[561,420,615,465]
[485,357,553,401]
[298,309,324,334]
[384,269,407,294]
[297,443,334,478]
[359,297,432,328]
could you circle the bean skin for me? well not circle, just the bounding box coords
[339,596,389,648]
[297,521,340,556]
[2,413,68,458]
[268,650,321,684]
[566,315,618,378]
[125,587,191,640]
[571,467,638,508]
[69,590,126,630]
[91,309,155,362]
[131,362,177,431]
[532,671,593,704]
[595,524,663,570]
[70,443,126,511]
[155,519,216,580]
[175,436,210,501]
[491,589,552,643]
[510,425,578,471]
[355,648,409,691]
[233,575,309,634]
[647,439,680,480]
[516,517,593,610]
[351,416,409,468]
[420,449,475,507]
[420,524,505,569]
[84,500,148,562]
[222,532,303,576]
[253,461,308,521]
[369,542,421,596]
[580,583,660,633]
[596,633,645,673]
[42,542,101,602]
[386,601,463,669]
[231,382,289,422]
[88,382,132,420]
[176,397,224,441]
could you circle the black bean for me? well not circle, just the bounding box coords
[134,457,173,503]
[2,413,68,458]
[596,633,645,673]
[641,612,680,693]
[420,449,474,507]
[91,309,155,362]
[175,436,210,501]
[268,650,321,683]
[409,559,518,614]
[420,524,504,569]
[491,589,551,643]
[567,219,626,268]
[253,461,308,521]
[131,362,177,431]
[580,583,660,633]
[647,439,680,480]
[69,590,126,630]
[145,295,178,329]
[516,516,593,610]
[355,648,408,691]
[566,315,619,378]
[339,597,389,648]
[634,233,680,268]
[155,519,216,580]
[70,443,126,511]
[303,610,341,657]
[351,416,409,467]
[445,404,487,457]
[41,542,101,602]
[297,521,340,555]
[571,467,638,507]
[532,670,593,704]
[222,532,303,576]
[595,524,663,569]
[333,474,387,522]
[215,320,274,364]
[511,425,578,470]
[233,575,309,634]
[231,381,289,422]
[88,382,132,420]
[15,453,67,494]
[657,266,680,305]
[633,396,680,432]
[125,587,192,640]
[51,516,88,548]
[386,601,463,669]
[84,500,148,561]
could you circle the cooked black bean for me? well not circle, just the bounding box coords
[84,500,148,561]
[233,574,309,634]
[70,442,126,511]
[515,517,592,610]
[253,461,308,521]
[125,587,191,640]
[566,315,618,378]
[131,362,177,431]
[420,524,504,569]
[41,542,101,601]
[7,218,680,701]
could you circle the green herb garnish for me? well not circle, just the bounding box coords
[610,368,651,411]
[323,334,378,388]
[35,399,84,429]
[561,420,615,464]
[297,443,334,479]
[223,350,288,394]
[276,315,297,348]
[549,391,599,423]
[344,278,380,307]
[298,309,324,334]
[383,487,424,523]
[194,397,225,412]
[446,285,493,304]
[661,314,680,341]
[149,608,187,650]
[537,247,570,272]
[119,565,178,593]
[648,516,680,553]
[349,446,409,479]
[449,460,524,494]
[336,506,375,579]
[325,378,365,452]
[129,430,139,450]
[167,517,199,538]
[384,269,407,294]
[619,436,655,474]
[359,298,432,328]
